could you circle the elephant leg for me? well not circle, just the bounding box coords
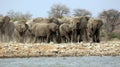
[76,33,79,42]
[57,32,61,43]
[53,34,57,43]
[61,36,66,43]
[65,34,70,43]
[0,33,1,42]
[71,31,75,42]
[79,30,83,42]
[57,37,61,43]
[42,36,46,43]
[46,33,50,43]
[9,32,14,42]
[74,30,77,43]
[2,34,5,42]
[33,36,37,43]
[41,37,44,43]
[50,34,53,42]
[4,34,9,42]
[52,33,57,43]
[71,30,77,43]
[20,36,24,43]
[96,30,100,43]
[71,32,74,42]
[39,36,41,43]
[92,35,96,43]
[84,29,88,42]
[43,36,46,43]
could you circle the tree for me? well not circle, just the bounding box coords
[6,10,32,21]
[73,9,91,17]
[48,3,70,18]
[99,9,120,40]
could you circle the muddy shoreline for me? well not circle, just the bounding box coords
[0,41,120,58]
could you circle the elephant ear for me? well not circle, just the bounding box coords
[97,19,103,28]
[3,16,10,24]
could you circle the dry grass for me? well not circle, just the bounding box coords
[0,41,120,58]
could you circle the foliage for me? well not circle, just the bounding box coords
[73,9,91,17]
[99,9,120,40]
[99,9,120,33]
[48,3,70,18]
[6,10,32,21]
[108,32,120,40]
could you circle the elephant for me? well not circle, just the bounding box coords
[77,16,90,42]
[59,23,72,43]
[58,17,81,43]
[29,18,59,43]
[87,18,103,43]
[14,20,29,43]
[0,16,15,42]
[69,17,82,42]
[61,16,90,43]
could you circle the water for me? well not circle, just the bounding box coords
[0,56,120,67]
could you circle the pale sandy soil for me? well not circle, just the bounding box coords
[0,41,120,58]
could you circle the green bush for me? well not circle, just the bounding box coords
[108,32,120,40]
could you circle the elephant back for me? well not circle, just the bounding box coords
[33,17,43,23]
[30,23,50,36]
[60,17,72,24]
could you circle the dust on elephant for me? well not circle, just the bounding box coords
[14,20,29,43]
[0,16,15,42]
[87,18,103,43]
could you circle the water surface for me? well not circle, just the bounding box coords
[0,56,120,67]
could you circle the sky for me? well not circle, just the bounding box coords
[0,0,120,18]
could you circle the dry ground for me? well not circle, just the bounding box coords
[0,41,120,58]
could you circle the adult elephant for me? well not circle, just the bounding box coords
[65,16,89,43]
[87,18,103,43]
[70,17,81,42]
[0,16,15,42]
[58,17,82,43]
[29,18,59,43]
[78,16,90,42]
[14,20,29,43]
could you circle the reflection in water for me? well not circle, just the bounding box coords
[0,56,120,67]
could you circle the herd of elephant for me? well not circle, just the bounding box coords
[0,16,103,43]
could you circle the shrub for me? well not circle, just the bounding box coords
[108,32,120,40]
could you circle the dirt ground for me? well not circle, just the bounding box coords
[0,41,120,58]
